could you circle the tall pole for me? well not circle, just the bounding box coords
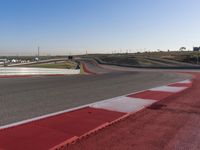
[38,46,40,57]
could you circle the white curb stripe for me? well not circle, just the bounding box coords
[149,86,187,93]
[177,79,192,84]
[90,96,156,113]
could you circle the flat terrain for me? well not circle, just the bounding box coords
[0,64,189,126]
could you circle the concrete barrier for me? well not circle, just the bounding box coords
[0,67,80,76]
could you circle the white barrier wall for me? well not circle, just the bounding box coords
[0,67,80,76]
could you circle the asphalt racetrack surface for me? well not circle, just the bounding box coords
[0,63,190,126]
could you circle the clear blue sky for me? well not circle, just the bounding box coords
[0,0,200,55]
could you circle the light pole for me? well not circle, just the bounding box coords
[37,46,40,57]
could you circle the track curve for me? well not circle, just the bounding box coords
[0,60,191,126]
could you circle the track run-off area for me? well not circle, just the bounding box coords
[0,60,198,150]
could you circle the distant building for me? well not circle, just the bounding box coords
[193,47,200,51]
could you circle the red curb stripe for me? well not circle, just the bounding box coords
[0,124,74,150]
[49,136,79,150]
[82,63,97,75]
[50,114,131,150]
[0,75,33,78]
[33,107,125,136]
[0,74,66,79]
[45,74,66,77]
[0,107,124,150]
[127,90,173,101]
[168,83,192,87]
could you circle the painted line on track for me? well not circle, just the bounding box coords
[0,79,193,150]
